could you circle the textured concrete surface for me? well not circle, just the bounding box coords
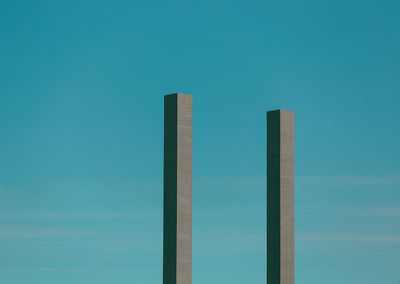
[267,109,294,284]
[163,93,192,284]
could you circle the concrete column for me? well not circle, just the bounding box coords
[163,93,192,284]
[267,109,294,284]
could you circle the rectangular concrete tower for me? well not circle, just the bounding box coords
[163,93,193,284]
[267,109,294,284]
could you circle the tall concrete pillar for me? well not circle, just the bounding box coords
[163,93,192,284]
[267,109,294,284]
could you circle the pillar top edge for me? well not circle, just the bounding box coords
[267,109,294,114]
[164,93,192,97]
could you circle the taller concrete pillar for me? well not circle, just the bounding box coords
[163,93,192,284]
[267,109,294,284]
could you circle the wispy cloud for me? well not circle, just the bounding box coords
[195,175,265,193]
[0,224,161,247]
[299,204,400,221]
[194,227,266,255]
[299,232,400,244]
[330,206,400,218]
[297,175,400,186]
[196,174,400,188]
[369,207,400,217]
[0,223,162,255]
[0,268,160,273]
[0,210,161,222]
[0,225,116,240]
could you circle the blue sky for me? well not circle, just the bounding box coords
[0,0,399,283]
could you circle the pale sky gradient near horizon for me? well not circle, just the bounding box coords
[0,0,399,283]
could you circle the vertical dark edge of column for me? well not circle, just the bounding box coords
[164,94,178,284]
[267,110,281,284]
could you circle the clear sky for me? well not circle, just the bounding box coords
[0,0,399,283]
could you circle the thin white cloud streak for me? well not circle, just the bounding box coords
[368,207,400,217]
[297,175,400,186]
[0,211,161,221]
[194,227,266,255]
[0,268,87,272]
[195,207,265,218]
[299,205,400,221]
[0,224,162,253]
[329,206,400,218]
[197,174,400,187]
[0,224,160,245]
[195,176,265,193]
[0,226,116,240]
[299,232,400,244]
[0,268,160,272]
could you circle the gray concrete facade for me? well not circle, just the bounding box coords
[163,93,192,284]
[267,110,294,284]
